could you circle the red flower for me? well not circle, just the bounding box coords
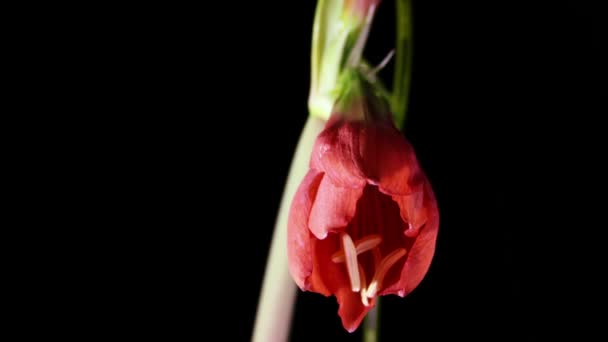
[287,101,439,332]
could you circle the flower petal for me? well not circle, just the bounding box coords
[310,118,367,188]
[359,123,423,196]
[309,175,364,239]
[384,180,439,296]
[287,170,324,291]
[336,286,376,333]
[393,183,428,232]
[309,234,344,296]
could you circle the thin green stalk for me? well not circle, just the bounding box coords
[392,0,413,130]
[251,117,326,342]
[363,298,380,342]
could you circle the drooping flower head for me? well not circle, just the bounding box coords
[287,69,439,332]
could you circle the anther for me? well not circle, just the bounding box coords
[366,248,407,298]
[331,234,382,263]
[341,233,361,292]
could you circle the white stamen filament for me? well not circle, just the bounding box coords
[366,281,378,300]
[341,233,361,292]
[331,234,382,263]
[332,234,409,302]
[366,248,407,298]
[358,264,369,306]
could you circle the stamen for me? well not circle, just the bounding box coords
[354,234,382,255]
[358,264,369,306]
[331,234,382,263]
[341,233,361,292]
[366,281,378,300]
[366,248,407,298]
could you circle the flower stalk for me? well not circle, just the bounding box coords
[392,0,413,130]
[363,297,379,342]
[251,117,326,342]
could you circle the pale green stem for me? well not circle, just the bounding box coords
[308,0,350,121]
[363,298,380,342]
[392,0,413,130]
[251,117,326,342]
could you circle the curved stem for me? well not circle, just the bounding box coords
[392,0,413,130]
[251,117,326,342]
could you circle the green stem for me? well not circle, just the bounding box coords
[251,117,326,342]
[363,298,380,342]
[392,0,413,130]
[308,0,351,120]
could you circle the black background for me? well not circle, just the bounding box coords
[106,1,602,341]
